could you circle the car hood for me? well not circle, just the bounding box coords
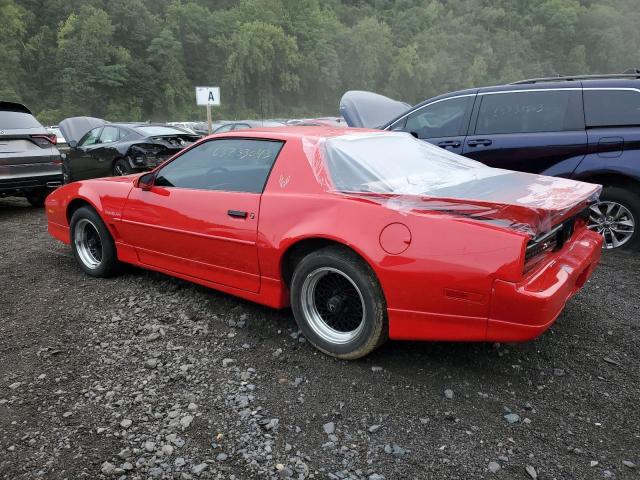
[339,91,411,128]
[58,116,106,144]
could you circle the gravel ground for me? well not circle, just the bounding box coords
[0,197,639,480]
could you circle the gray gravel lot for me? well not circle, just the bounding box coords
[0,197,639,480]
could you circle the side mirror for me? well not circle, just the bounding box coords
[68,140,78,149]
[138,172,155,191]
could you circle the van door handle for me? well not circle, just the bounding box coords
[437,140,461,148]
[467,139,492,147]
[227,210,247,218]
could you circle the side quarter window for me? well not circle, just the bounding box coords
[404,96,474,139]
[584,89,640,127]
[154,138,284,193]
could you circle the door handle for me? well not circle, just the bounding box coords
[467,139,492,147]
[437,140,461,148]
[227,210,248,218]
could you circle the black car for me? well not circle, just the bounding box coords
[59,117,199,182]
[341,72,640,250]
[0,101,62,206]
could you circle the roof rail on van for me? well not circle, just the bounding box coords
[510,71,640,85]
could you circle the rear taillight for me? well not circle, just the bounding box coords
[31,134,57,147]
[524,218,576,273]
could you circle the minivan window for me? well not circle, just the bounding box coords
[154,138,284,193]
[584,89,640,127]
[405,96,474,139]
[0,111,41,129]
[475,90,584,135]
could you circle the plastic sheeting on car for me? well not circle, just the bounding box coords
[302,131,602,237]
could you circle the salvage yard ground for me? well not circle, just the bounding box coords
[0,197,638,480]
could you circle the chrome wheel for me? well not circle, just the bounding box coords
[74,218,103,269]
[588,201,635,249]
[300,267,366,345]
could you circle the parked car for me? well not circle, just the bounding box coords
[0,101,62,206]
[58,117,200,183]
[213,120,285,133]
[341,72,640,250]
[46,127,601,359]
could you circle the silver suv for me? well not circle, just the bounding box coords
[0,101,62,206]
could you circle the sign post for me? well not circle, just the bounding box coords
[195,86,221,134]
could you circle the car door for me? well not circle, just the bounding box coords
[119,137,285,293]
[91,125,122,176]
[67,127,103,180]
[463,88,587,175]
[389,95,475,155]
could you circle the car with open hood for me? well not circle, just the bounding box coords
[0,101,62,206]
[58,117,199,183]
[341,72,640,250]
[45,127,602,359]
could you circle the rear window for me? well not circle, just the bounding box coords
[135,126,188,136]
[584,89,640,127]
[0,111,42,129]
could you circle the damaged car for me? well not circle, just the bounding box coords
[340,73,640,250]
[46,127,602,359]
[59,117,199,183]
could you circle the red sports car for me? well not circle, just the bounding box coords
[46,127,603,359]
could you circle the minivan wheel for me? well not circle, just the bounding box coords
[70,206,120,277]
[588,186,640,250]
[25,188,46,207]
[290,246,388,359]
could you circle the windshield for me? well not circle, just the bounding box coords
[136,126,190,136]
[322,132,503,195]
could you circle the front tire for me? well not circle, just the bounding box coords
[588,186,640,250]
[290,246,388,359]
[70,206,120,277]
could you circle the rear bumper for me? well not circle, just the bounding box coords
[487,228,602,341]
[0,162,63,191]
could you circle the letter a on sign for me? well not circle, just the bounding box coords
[196,87,221,106]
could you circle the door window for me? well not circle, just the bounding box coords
[79,127,102,146]
[404,96,474,139]
[475,90,584,135]
[154,138,284,193]
[584,89,640,127]
[99,126,120,144]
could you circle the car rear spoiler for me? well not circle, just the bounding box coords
[339,91,411,129]
[0,101,33,115]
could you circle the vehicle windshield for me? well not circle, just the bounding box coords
[135,126,189,136]
[322,132,502,195]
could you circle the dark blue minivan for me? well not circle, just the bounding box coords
[341,74,640,250]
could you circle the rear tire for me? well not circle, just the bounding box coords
[113,158,133,176]
[69,206,120,277]
[290,246,388,359]
[25,188,47,207]
[589,186,640,251]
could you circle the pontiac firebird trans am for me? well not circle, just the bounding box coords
[46,127,603,359]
